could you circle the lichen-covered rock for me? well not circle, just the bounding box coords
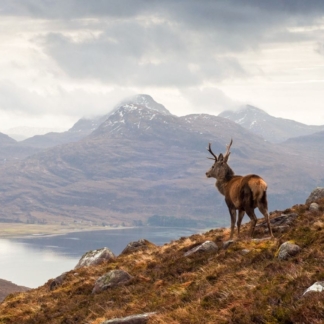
[306,187,324,204]
[49,272,67,291]
[92,270,132,294]
[184,241,218,257]
[303,281,324,296]
[75,247,115,269]
[277,241,301,260]
[101,312,156,324]
[120,239,155,255]
[309,202,319,211]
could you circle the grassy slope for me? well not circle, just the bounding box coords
[0,199,324,324]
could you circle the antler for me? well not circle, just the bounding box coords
[223,138,233,162]
[207,143,218,161]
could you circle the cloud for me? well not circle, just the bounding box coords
[0,80,133,117]
[180,87,241,115]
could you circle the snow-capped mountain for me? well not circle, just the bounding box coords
[219,105,324,143]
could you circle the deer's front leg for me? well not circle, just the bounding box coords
[228,207,237,239]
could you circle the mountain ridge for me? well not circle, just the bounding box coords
[219,105,324,143]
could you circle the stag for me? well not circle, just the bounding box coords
[206,139,273,239]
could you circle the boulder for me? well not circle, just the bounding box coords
[277,241,301,260]
[306,187,324,204]
[184,241,218,257]
[120,239,155,255]
[303,281,324,296]
[93,269,132,294]
[101,312,156,324]
[75,247,115,269]
[309,203,319,211]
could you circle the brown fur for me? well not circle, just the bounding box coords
[206,141,273,239]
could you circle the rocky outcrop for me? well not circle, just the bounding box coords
[257,213,297,233]
[101,312,156,324]
[120,239,155,255]
[49,272,67,291]
[75,247,115,269]
[277,241,301,260]
[303,281,324,296]
[93,270,133,294]
[306,187,324,204]
[184,241,218,257]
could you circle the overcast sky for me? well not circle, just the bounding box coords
[0,0,324,133]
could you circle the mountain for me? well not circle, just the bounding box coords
[0,132,41,162]
[0,96,321,227]
[282,130,324,162]
[18,94,168,149]
[219,105,324,143]
[0,279,29,302]
[4,126,66,141]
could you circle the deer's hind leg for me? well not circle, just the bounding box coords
[257,192,274,238]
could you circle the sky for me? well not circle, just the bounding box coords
[0,0,324,134]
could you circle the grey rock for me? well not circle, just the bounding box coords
[309,202,319,211]
[121,239,155,255]
[240,249,251,255]
[93,270,133,294]
[49,272,67,291]
[75,247,115,269]
[184,241,218,257]
[257,213,297,228]
[101,312,156,324]
[277,242,301,260]
[306,187,324,204]
[223,240,234,249]
[303,281,324,296]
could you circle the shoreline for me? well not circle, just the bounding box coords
[0,223,137,239]
[0,223,210,240]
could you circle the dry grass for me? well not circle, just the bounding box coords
[1,199,324,323]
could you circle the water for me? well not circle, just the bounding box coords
[0,227,199,288]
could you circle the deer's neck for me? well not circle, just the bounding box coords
[215,166,235,196]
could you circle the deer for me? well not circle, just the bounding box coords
[205,139,273,239]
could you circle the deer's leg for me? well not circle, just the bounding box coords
[228,207,237,239]
[258,191,274,238]
[237,210,245,237]
[245,208,258,238]
[258,205,274,238]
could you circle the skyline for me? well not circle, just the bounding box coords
[0,1,324,134]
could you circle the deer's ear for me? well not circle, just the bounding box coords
[218,153,224,161]
[224,152,231,162]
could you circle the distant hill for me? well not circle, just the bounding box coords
[219,105,324,143]
[0,278,29,302]
[0,132,41,162]
[0,95,321,227]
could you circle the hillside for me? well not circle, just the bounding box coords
[0,279,29,302]
[0,96,322,227]
[219,105,324,143]
[0,197,324,323]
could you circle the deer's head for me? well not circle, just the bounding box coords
[205,139,234,180]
